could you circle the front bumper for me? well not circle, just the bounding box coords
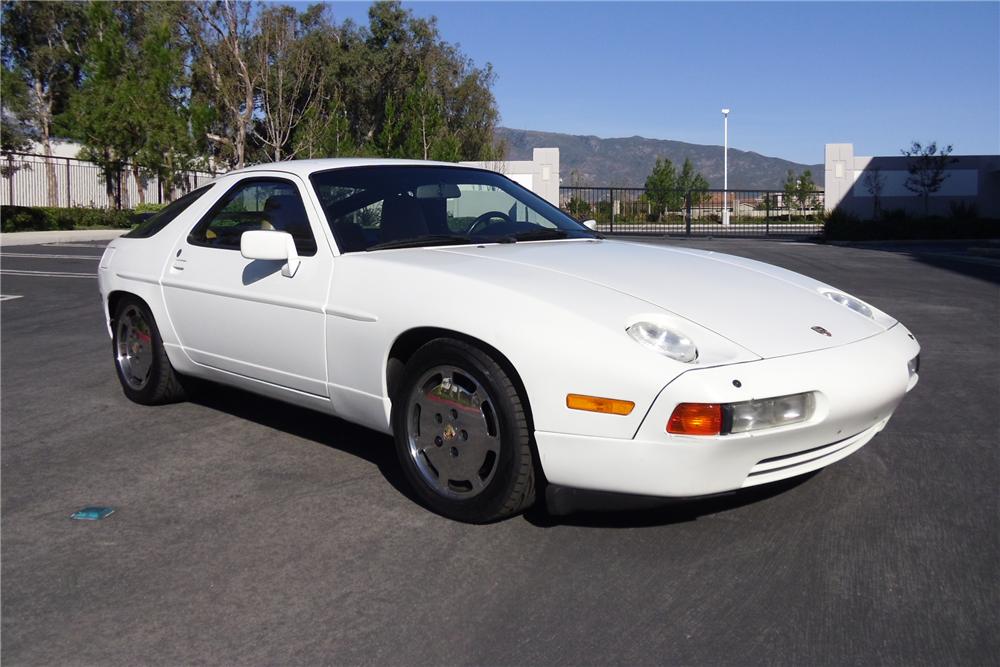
[535,323,919,498]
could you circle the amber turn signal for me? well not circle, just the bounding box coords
[667,403,723,435]
[566,394,635,416]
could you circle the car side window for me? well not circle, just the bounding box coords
[188,178,317,256]
[125,185,212,239]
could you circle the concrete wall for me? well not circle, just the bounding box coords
[461,147,560,206]
[825,143,1000,218]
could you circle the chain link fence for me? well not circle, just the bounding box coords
[561,186,825,237]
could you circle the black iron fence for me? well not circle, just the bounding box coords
[1,152,217,210]
[560,186,826,237]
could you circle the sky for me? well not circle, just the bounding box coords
[322,1,999,165]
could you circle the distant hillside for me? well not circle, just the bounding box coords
[497,128,823,190]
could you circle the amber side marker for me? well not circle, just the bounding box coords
[566,394,635,416]
[667,403,723,435]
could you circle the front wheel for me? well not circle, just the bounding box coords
[391,339,536,523]
[112,296,185,405]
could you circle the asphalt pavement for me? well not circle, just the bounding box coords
[2,238,998,666]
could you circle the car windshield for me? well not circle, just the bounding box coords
[309,165,597,253]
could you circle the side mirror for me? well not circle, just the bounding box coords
[582,219,598,231]
[241,230,300,278]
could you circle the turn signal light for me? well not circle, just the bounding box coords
[566,394,635,416]
[667,403,722,435]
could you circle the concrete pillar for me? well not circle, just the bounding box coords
[824,143,855,212]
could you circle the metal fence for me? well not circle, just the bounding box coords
[1,152,218,209]
[560,186,826,237]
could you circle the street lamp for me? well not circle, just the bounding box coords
[721,108,730,226]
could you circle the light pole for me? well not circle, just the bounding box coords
[721,108,730,225]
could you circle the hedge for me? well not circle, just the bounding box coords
[1,205,138,233]
[824,213,1000,241]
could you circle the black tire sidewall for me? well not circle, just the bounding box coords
[391,339,530,523]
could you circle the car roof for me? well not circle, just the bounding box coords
[226,158,476,179]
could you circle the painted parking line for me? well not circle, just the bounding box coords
[0,294,24,301]
[0,269,96,279]
[1,252,102,260]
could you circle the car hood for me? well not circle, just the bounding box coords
[431,239,889,359]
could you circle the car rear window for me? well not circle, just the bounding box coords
[125,185,213,239]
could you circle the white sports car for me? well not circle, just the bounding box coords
[98,159,920,522]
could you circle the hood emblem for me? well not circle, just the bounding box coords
[811,326,832,337]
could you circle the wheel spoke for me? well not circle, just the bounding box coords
[422,445,454,483]
[131,348,152,381]
[414,400,440,450]
[116,306,154,390]
[405,364,503,499]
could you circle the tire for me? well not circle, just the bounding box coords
[391,338,536,523]
[111,295,186,405]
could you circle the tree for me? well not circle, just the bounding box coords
[187,0,258,169]
[644,158,679,221]
[376,93,404,157]
[756,193,776,213]
[4,0,504,199]
[250,5,325,162]
[444,60,502,162]
[676,157,710,207]
[67,2,199,207]
[794,169,818,217]
[1,0,86,205]
[132,3,208,200]
[1,64,34,174]
[782,169,798,221]
[287,0,502,163]
[862,166,886,220]
[565,196,591,219]
[68,1,146,208]
[901,141,955,216]
[358,1,501,161]
[402,70,444,160]
[288,5,355,159]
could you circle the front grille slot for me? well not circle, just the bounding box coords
[756,432,861,466]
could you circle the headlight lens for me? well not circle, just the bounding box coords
[728,392,816,434]
[627,321,698,362]
[666,392,817,435]
[821,290,874,319]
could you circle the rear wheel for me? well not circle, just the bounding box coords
[112,296,185,405]
[391,339,535,523]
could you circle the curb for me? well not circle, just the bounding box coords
[0,229,127,247]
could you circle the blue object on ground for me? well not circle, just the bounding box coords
[70,507,114,521]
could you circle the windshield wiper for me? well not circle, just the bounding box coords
[366,234,473,251]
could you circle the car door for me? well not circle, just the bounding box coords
[161,172,332,397]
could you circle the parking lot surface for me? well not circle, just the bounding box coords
[2,238,998,665]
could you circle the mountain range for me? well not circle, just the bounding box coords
[496,127,824,190]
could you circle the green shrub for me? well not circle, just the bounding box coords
[824,210,999,241]
[880,208,908,223]
[0,206,52,232]
[822,208,860,226]
[1,206,135,233]
[134,202,166,214]
[949,200,978,221]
